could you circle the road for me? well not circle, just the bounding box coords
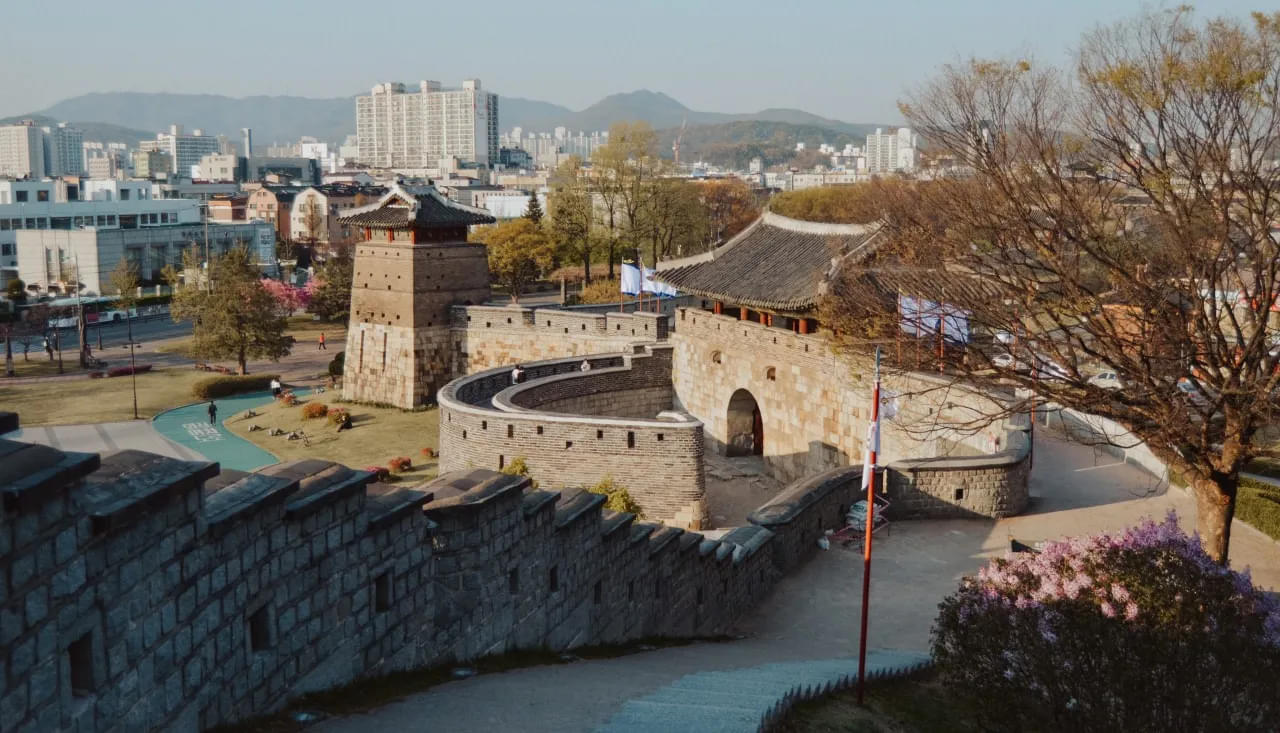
[50,314,192,352]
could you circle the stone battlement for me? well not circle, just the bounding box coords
[437,345,707,527]
[0,411,886,732]
[450,305,668,375]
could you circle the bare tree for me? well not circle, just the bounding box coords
[825,8,1280,563]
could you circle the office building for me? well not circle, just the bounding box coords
[864,127,919,174]
[0,179,199,287]
[140,125,221,176]
[0,123,46,179]
[355,79,499,169]
[17,219,273,293]
[42,123,84,176]
[131,150,173,180]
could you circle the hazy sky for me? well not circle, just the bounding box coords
[0,0,1261,122]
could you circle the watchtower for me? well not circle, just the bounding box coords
[339,183,494,407]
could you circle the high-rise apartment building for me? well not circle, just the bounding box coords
[355,79,499,169]
[864,127,918,174]
[41,123,84,176]
[0,123,47,179]
[140,124,222,176]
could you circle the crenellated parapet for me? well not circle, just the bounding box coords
[437,345,707,527]
[1,410,879,732]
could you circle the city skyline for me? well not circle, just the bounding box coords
[1,0,1261,124]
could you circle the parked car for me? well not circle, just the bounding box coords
[1088,371,1124,390]
[992,353,1024,370]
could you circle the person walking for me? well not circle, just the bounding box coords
[318,332,326,350]
[270,378,282,398]
[207,401,218,426]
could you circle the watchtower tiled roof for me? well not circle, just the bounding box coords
[655,211,884,313]
[338,183,496,229]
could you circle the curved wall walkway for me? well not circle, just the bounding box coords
[438,344,708,527]
[151,389,313,471]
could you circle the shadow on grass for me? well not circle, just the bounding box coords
[210,636,739,733]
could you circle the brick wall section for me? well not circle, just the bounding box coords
[4,420,892,732]
[437,346,708,527]
[885,426,1031,518]
[343,240,491,408]
[671,308,1028,492]
[449,306,667,375]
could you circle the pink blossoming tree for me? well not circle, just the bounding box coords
[933,513,1280,730]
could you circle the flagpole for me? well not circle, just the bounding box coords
[856,346,881,706]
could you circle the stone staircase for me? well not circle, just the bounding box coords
[596,650,931,733]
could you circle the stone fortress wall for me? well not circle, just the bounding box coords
[437,345,708,528]
[670,308,1030,518]
[0,413,887,733]
[436,302,1028,521]
[449,305,669,376]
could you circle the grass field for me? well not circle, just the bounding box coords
[155,316,345,358]
[223,394,440,484]
[0,369,207,426]
[774,670,981,733]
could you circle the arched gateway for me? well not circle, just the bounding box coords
[726,388,763,457]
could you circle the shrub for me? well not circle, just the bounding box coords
[88,371,104,379]
[388,456,413,473]
[932,512,1280,732]
[364,465,391,481]
[328,351,345,377]
[278,390,299,406]
[587,476,643,516]
[107,364,152,377]
[421,446,436,458]
[500,456,539,488]
[192,374,279,399]
[577,278,622,305]
[327,407,350,426]
[301,402,328,419]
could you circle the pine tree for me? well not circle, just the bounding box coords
[523,191,544,225]
[170,246,294,375]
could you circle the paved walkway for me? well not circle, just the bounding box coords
[152,390,311,471]
[312,432,1280,733]
[7,420,205,461]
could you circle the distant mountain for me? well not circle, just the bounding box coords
[0,113,153,147]
[19,89,886,152]
[38,92,355,148]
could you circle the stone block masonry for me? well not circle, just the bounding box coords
[671,307,1030,514]
[0,411,852,732]
[438,346,708,528]
[450,305,668,376]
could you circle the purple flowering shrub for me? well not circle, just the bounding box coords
[932,512,1280,731]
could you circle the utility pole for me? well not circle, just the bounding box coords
[74,254,89,367]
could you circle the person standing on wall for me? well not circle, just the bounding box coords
[580,359,591,372]
[511,364,524,385]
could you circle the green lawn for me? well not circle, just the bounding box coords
[0,369,207,426]
[223,395,440,484]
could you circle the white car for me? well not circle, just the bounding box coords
[1088,371,1123,390]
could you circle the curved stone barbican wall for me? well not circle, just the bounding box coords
[449,305,669,376]
[437,346,708,527]
[671,308,1030,517]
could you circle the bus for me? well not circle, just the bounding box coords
[34,296,139,329]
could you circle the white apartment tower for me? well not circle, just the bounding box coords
[865,127,918,174]
[140,125,222,176]
[0,123,47,179]
[355,79,499,169]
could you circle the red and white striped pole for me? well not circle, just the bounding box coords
[856,346,881,705]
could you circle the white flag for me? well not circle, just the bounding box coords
[620,262,642,295]
[860,419,878,490]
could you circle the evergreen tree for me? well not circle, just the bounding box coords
[170,246,294,375]
[523,191,544,225]
[307,253,354,322]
